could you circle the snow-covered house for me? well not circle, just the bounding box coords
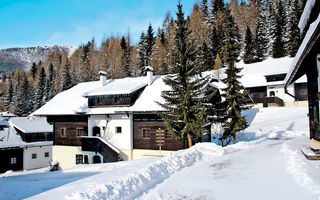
[0,111,16,121]
[285,0,320,159]
[0,117,53,173]
[237,57,308,107]
[33,69,221,169]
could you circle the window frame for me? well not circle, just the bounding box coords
[76,128,83,137]
[10,157,17,164]
[76,154,83,164]
[142,128,151,139]
[44,152,49,158]
[32,153,37,159]
[60,128,67,137]
[115,126,122,134]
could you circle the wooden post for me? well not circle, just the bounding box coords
[187,133,192,148]
[156,128,165,157]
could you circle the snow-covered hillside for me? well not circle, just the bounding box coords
[0,45,77,73]
[1,106,319,200]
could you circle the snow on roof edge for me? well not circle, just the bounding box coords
[298,0,316,33]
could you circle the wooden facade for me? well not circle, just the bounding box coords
[247,86,267,104]
[0,148,23,173]
[47,115,88,146]
[133,121,184,151]
[13,127,53,143]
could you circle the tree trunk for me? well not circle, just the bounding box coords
[187,133,192,148]
[233,135,237,144]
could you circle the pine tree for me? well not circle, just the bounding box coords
[120,36,131,77]
[220,8,250,146]
[272,0,286,58]
[34,67,46,110]
[30,62,38,79]
[145,23,156,66]
[61,58,72,91]
[138,32,147,74]
[44,63,54,102]
[200,0,209,20]
[4,80,13,110]
[159,2,208,148]
[15,74,33,116]
[210,0,224,16]
[287,0,301,57]
[243,26,255,64]
[254,12,269,61]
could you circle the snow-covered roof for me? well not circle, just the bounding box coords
[10,116,52,133]
[285,13,320,86]
[82,77,148,96]
[33,73,222,116]
[236,57,307,88]
[0,125,52,149]
[298,0,317,33]
[0,112,16,118]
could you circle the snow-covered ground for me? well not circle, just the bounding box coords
[1,106,320,200]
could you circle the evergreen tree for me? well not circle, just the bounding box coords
[34,67,46,110]
[77,43,91,82]
[61,58,72,91]
[2,73,6,82]
[210,0,224,16]
[138,32,147,74]
[287,0,301,57]
[254,12,269,61]
[243,26,255,64]
[145,23,156,66]
[272,0,286,58]
[15,74,33,116]
[4,80,13,110]
[44,63,54,102]
[200,0,209,20]
[159,2,208,147]
[30,62,38,79]
[120,36,131,77]
[220,8,250,146]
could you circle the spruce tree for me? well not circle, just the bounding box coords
[159,2,208,147]
[210,0,224,16]
[254,12,269,61]
[34,67,46,110]
[200,0,209,20]
[287,0,301,57]
[272,0,286,58]
[15,74,33,116]
[61,58,72,91]
[120,36,131,77]
[30,62,38,79]
[243,26,255,64]
[4,80,14,110]
[44,63,54,103]
[220,8,250,146]
[138,32,147,74]
[145,23,156,66]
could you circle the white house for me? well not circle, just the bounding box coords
[33,69,221,169]
[0,117,53,173]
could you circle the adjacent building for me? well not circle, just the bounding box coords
[284,0,320,159]
[0,117,53,173]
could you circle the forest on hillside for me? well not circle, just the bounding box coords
[0,0,305,116]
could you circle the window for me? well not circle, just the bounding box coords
[115,126,122,134]
[84,155,89,164]
[60,128,66,137]
[76,154,83,164]
[165,130,171,139]
[269,91,275,97]
[32,153,37,159]
[10,157,16,164]
[76,128,83,137]
[142,128,150,139]
[44,152,49,157]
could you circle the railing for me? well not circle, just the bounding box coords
[264,96,284,107]
[81,136,120,163]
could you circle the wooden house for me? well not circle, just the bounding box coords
[284,0,320,159]
[33,68,220,169]
[0,117,53,173]
[237,57,308,108]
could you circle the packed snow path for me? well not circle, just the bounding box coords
[1,106,320,200]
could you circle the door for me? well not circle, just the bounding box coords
[92,126,100,137]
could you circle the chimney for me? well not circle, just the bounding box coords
[99,71,107,87]
[145,66,154,86]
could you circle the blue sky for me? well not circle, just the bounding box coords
[0,0,198,49]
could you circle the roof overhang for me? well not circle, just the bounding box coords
[285,13,320,88]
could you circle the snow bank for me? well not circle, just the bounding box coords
[281,143,320,198]
[66,144,224,200]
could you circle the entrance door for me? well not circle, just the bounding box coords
[93,155,101,163]
[92,126,100,137]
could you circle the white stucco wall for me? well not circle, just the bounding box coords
[23,145,52,170]
[88,114,133,151]
[267,84,295,102]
